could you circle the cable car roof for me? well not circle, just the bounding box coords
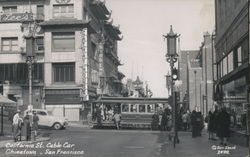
[92,97,168,103]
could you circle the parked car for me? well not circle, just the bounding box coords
[23,109,68,130]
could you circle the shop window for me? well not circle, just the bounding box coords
[241,38,248,64]
[53,63,75,83]
[217,63,221,79]
[222,56,227,76]
[2,6,17,13]
[220,61,223,78]
[52,32,75,52]
[53,4,74,18]
[1,37,18,52]
[228,51,234,73]
[237,46,242,67]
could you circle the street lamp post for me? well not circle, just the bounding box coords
[164,25,179,148]
[24,12,39,141]
[25,35,36,141]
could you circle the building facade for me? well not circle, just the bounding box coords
[179,38,214,115]
[197,32,214,116]
[214,0,249,146]
[0,0,124,121]
[179,50,201,111]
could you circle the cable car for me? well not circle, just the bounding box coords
[92,97,169,129]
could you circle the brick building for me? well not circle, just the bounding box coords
[0,0,124,121]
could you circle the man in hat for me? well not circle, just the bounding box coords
[13,110,23,142]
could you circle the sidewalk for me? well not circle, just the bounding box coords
[0,118,50,149]
[165,131,249,157]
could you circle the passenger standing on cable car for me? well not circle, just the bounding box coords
[113,112,121,130]
[96,107,102,127]
[151,111,159,130]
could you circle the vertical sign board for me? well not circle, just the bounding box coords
[80,28,89,101]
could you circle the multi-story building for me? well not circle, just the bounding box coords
[214,0,249,146]
[0,0,124,121]
[179,50,201,111]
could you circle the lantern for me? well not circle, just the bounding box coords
[165,25,178,57]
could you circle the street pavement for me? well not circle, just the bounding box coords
[0,121,248,157]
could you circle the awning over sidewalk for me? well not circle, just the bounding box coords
[0,94,16,106]
[0,94,16,136]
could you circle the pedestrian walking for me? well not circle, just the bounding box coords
[182,112,188,131]
[23,114,31,141]
[191,110,198,138]
[33,111,39,137]
[113,112,121,130]
[217,107,230,146]
[207,111,213,139]
[87,111,92,127]
[12,110,23,142]
[186,110,191,131]
[196,112,204,136]
[158,108,163,130]
[161,108,168,131]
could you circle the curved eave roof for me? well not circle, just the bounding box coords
[104,23,122,40]
[105,50,122,65]
[118,71,125,79]
[90,0,110,20]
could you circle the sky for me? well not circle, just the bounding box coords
[105,0,215,97]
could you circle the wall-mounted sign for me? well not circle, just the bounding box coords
[55,0,71,4]
[0,13,32,23]
[80,28,89,101]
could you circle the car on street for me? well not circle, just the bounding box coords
[23,109,68,130]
